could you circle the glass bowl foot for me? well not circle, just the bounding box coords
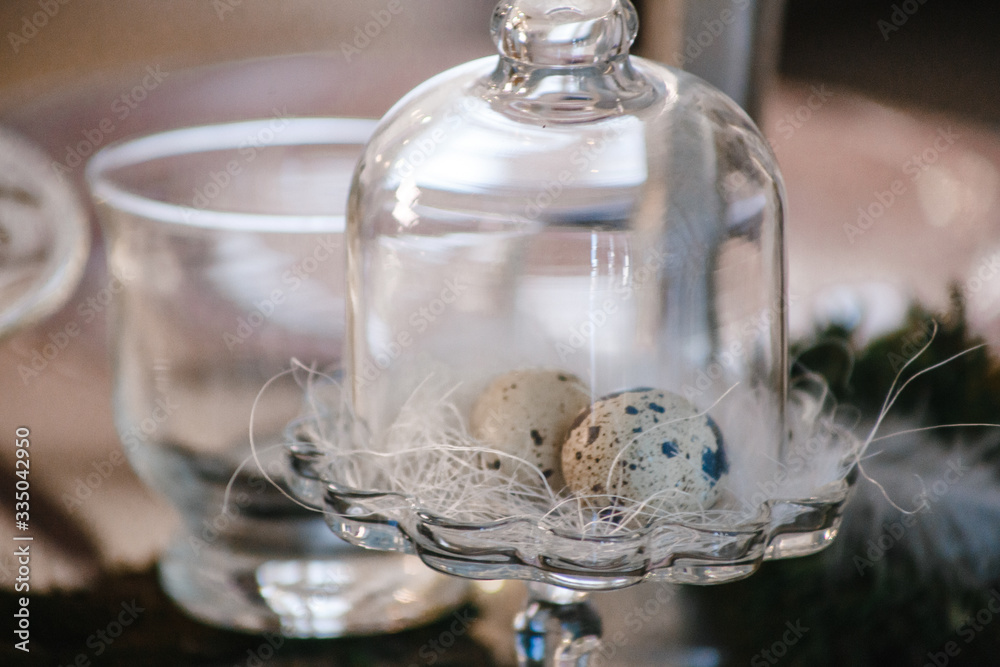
[159,530,469,637]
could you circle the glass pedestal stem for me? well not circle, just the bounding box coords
[514,583,603,667]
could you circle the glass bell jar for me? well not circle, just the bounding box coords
[344,0,787,532]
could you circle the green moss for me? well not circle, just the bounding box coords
[794,287,1000,455]
[683,288,1000,666]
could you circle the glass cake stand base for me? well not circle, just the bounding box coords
[515,584,603,666]
[288,440,853,665]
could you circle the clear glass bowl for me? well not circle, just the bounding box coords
[86,118,469,637]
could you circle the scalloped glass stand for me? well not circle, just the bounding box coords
[286,387,858,665]
[289,447,854,589]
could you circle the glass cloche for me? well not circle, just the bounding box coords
[342,0,789,530]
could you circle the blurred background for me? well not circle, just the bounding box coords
[2,0,1000,665]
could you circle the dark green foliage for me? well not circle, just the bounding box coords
[794,288,1000,457]
[685,289,1000,666]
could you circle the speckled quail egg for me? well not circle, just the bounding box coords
[561,388,728,511]
[470,369,591,490]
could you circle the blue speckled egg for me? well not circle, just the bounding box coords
[561,389,728,511]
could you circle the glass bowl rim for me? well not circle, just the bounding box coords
[84,116,376,232]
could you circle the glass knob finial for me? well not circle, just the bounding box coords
[491,0,639,67]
